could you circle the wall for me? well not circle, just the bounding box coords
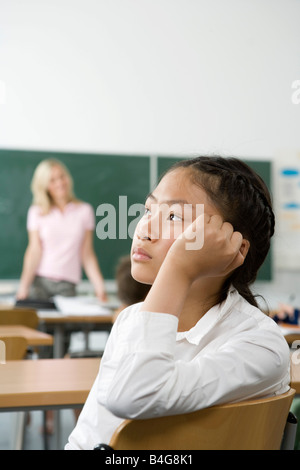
[1,0,299,156]
[0,0,300,308]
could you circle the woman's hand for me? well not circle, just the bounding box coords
[167,214,248,284]
[82,231,108,302]
[95,286,108,302]
[16,285,29,300]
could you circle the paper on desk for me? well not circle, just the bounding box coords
[0,283,16,295]
[53,295,112,316]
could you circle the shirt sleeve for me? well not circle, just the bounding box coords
[26,205,40,231]
[96,307,290,420]
[82,203,95,231]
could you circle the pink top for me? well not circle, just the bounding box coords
[27,202,95,284]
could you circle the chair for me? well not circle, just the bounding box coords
[0,335,28,361]
[0,308,39,329]
[284,333,300,348]
[99,389,296,450]
[0,334,33,449]
[0,309,40,449]
[0,308,39,359]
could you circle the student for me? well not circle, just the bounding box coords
[65,156,290,450]
[270,303,299,324]
[17,159,106,302]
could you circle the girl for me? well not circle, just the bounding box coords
[65,156,290,450]
[17,159,106,302]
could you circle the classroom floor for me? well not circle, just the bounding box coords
[0,409,76,450]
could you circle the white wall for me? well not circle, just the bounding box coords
[0,0,299,157]
[1,0,300,307]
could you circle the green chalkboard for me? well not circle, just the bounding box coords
[0,150,272,282]
[157,156,272,281]
[0,149,150,280]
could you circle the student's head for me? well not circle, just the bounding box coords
[131,156,274,307]
[116,255,150,306]
[31,159,76,213]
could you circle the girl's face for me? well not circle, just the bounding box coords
[131,168,220,285]
[47,165,70,202]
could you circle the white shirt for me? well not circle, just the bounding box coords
[65,288,290,450]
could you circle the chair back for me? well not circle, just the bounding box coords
[0,335,28,361]
[284,333,300,347]
[109,389,296,450]
[0,308,39,329]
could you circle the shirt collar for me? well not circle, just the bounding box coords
[176,286,240,345]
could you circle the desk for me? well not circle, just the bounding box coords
[0,357,100,411]
[38,310,114,357]
[0,357,100,449]
[280,323,300,333]
[279,323,300,349]
[0,325,53,347]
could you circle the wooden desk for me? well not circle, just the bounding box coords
[0,357,100,411]
[38,310,114,357]
[280,323,300,333]
[0,325,53,347]
[0,357,100,449]
[38,311,114,325]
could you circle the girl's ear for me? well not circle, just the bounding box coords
[240,239,250,258]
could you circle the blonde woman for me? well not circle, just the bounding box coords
[17,159,106,301]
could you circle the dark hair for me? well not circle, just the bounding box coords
[168,156,275,308]
[116,255,151,306]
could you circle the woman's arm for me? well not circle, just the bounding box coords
[81,230,107,301]
[17,231,42,299]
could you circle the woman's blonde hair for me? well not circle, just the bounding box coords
[30,159,78,214]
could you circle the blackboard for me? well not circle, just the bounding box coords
[157,156,272,281]
[0,149,150,280]
[0,149,272,281]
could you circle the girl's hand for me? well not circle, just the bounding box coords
[167,214,248,284]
